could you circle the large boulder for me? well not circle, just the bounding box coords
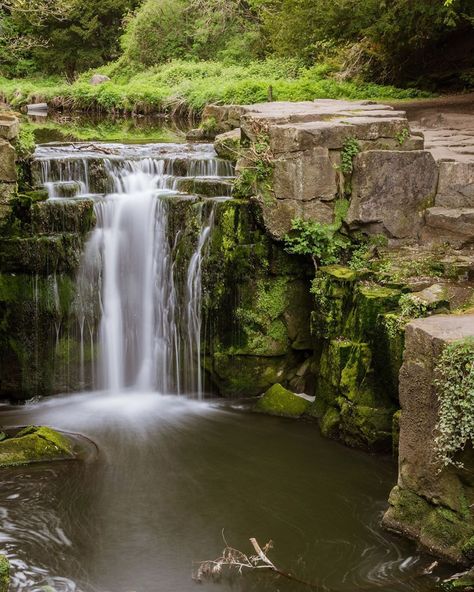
[422,207,474,248]
[347,150,438,239]
[214,128,240,162]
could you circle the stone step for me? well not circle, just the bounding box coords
[422,206,474,247]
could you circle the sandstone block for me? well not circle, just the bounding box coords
[347,150,438,238]
[0,115,19,141]
[436,161,474,208]
[273,147,338,202]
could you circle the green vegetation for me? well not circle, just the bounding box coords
[1,0,472,95]
[434,338,474,468]
[0,58,429,116]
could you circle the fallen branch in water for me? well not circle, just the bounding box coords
[192,532,318,587]
[71,143,115,155]
[193,532,444,590]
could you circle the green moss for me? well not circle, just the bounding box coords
[255,383,310,418]
[0,425,74,467]
[0,555,9,592]
[339,401,393,449]
[320,406,340,438]
[421,507,469,549]
[462,536,474,562]
[321,265,359,282]
[387,486,432,531]
[210,353,296,397]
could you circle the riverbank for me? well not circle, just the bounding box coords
[0,59,431,117]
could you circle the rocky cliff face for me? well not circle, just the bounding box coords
[0,114,95,398]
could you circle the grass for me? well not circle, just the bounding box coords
[0,58,432,117]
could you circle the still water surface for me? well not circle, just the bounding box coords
[0,392,444,592]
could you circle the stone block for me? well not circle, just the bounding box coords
[0,139,17,183]
[347,150,438,238]
[273,147,338,202]
[423,207,474,247]
[383,314,474,564]
[0,115,19,141]
[436,161,474,208]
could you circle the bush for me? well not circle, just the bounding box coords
[434,338,474,468]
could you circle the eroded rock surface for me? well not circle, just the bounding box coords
[383,315,474,565]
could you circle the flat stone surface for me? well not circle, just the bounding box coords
[401,94,474,164]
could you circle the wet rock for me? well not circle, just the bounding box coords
[0,425,76,467]
[31,198,96,234]
[254,383,312,417]
[174,177,233,198]
[347,150,438,239]
[90,74,110,85]
[214,128,240,162]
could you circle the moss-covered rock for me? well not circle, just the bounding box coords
[255,383,311,417]
[214,129,241,163]
[0,555,9,592]
[0,425,75,467]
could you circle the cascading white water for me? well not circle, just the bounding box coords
[35,142,233,397]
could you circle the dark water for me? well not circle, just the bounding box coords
[0,392,444,592]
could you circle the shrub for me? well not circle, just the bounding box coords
[434,338,474,468]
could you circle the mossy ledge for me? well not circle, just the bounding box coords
[0,425,77,467]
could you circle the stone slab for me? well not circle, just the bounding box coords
[347,150,438,239]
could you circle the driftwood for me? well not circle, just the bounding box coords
[193,532,443,590]
[72,143,115,155]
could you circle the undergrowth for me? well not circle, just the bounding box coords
[0,58,431,116]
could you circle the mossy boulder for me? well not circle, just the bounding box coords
[0,555,9,592]
[0,425,75,467]
[214,128,241,163]
[255,383,311,418]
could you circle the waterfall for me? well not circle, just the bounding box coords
[35,142,233,397]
